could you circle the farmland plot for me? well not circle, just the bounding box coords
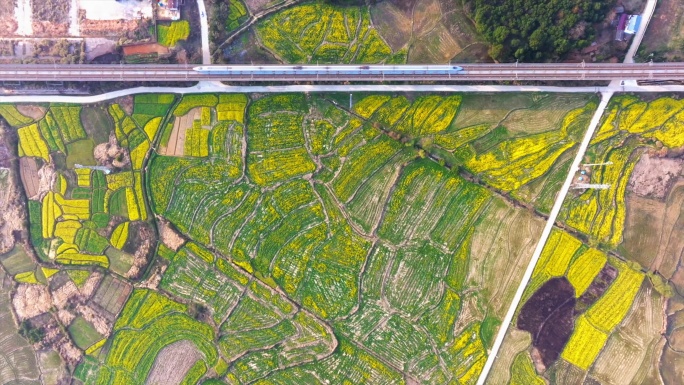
[1,98,168,370]
[0,268,41,384]
[3,91,606,383]
[91,243,335,384]
[255,4,403,64]
[145,92,594,384]
[490,94,684,384]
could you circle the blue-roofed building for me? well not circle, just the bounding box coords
[625,15,641,35]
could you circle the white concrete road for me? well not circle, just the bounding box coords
[624,0,658,64]
[196,0,211,64]
[613,0,658,87]
[0,82,682,104]
[475,91,614,385]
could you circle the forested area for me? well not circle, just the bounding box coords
[470,0,613,61]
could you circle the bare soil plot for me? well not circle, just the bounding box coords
[80,19,141,37]
[409,23,462,63]
[370,0,489,63]
[161,108,200,156]
[91,274,132,320]
[19,156,39,199]
[370,2,412,51]
[84,38,117,61]
[16,105,46,121]
[145,340,203,385]
[122,43,170,56]
[517,277,576,367]
[640,0,684,60]
[159,218,185,251]
[623,151,684,290]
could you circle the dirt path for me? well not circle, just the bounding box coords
[14,0,33,36]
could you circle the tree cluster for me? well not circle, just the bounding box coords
[18,320,45,344]
[470,0,613,61]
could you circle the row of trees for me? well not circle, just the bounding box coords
[469,0,613,61]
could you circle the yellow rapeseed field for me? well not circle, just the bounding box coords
[561,315,608,370]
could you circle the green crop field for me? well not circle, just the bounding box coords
[158,20,191,47]
[255,4,404,64]
[2,92,682,384]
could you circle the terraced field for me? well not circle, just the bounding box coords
[140,91,597,383]
[6,92,681,384]
[223,0,489,64]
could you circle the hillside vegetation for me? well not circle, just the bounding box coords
[470,0,611,61]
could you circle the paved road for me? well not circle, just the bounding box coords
[624,0,658,64]
[2,63,684,82]
[475,91,614,385]
[613,0,658,88]
[0,82,682,104]
[196,0,211,65]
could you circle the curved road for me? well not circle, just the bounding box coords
[2,63,684,82]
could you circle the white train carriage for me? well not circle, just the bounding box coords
[193,65,464,75]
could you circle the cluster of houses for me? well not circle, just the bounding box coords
[615,5,641,41]
[157,0,183,21]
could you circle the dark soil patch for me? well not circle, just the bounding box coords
[576,263,618,313]
[177,0,203,64]
[517,277,576,367]
[223,28,279,64]
[389,0,418,14]
[123,221,154,256]
[90,52,122,64]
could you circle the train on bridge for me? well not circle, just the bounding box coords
[193,65,465,75]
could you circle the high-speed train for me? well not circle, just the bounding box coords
[193,65,464,75]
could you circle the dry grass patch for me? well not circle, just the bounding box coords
[145,340,203,385]
[16,105,46,120]
[640,0,684,60]
[370,2,412,51]
[590,284,665,384]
